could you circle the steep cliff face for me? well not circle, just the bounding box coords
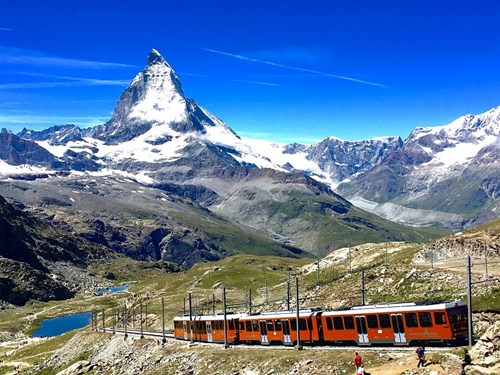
[0,129,60,167]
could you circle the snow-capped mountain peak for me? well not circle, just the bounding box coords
[406,105,500,144]
[86,49,194,144]
[147,48,170,66]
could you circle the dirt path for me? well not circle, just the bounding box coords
[365,354,461,375]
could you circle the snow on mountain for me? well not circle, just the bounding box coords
[0,160,51,176]
[338,105,500,228]
[127,49,187,125]
[17,124,84,146]
[408,105,500,143]
[404,106,500,188]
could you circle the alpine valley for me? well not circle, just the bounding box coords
[1,49,498,276]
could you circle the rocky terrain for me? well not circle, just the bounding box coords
[0,194,112,306]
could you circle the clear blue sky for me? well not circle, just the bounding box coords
[1,0,499,143]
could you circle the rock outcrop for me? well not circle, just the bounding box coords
[467,320,500,374]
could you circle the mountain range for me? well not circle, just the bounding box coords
[0,48,498,266]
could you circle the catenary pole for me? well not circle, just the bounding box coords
[140,303,144,339]
[124,306,128,338]
[161,297,166,343]
[484,244,488,278]
[295,276,302,349]
[286,280,290,311]
[223,287,228,348]
[361,270,365,305]
[188,292,193,342]
[249,288,252,314]
[467,255,473,346]
[317,257,320,288]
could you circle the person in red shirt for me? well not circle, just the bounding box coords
[354,352,363,370]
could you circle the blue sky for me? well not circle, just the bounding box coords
[1,0,499,143]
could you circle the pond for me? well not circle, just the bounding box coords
[95,285,131,295]
[32,312,92,337]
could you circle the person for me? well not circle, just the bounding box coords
[461,349,471,374]
[356,365,365,375]
[354,352,363,370]
[416,346,426,367]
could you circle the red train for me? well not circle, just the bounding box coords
[173,301,468,346]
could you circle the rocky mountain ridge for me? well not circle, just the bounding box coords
[338,106,500,229]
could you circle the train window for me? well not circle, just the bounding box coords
[333,317,344,330]
[344,316,355,329]
[290,318,297,331]
[326,317,333,330]
[240,322,245,331]
[267,320,274,331]
[434,312,446,325]
[379,314,391,328]
[246,321,252,331]
[229,320,234,330]
[274,320,282,331]
[404,313,418,327]
[448,309,467,324]
[253,320,259,332]
[299,318,307,330]
[418,312,433,327]
[367,315,379,329]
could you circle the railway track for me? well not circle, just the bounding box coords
[97,328,455,352]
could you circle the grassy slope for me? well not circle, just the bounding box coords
[222,188,448,257]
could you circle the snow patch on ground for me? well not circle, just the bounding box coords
[349,196,464,228]
[0,160,52,176]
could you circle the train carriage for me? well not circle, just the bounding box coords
[238,309,322,346]
[320,301,468,346]
[173,313,246,344]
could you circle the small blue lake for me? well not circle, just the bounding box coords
[95,285,131,295]
[32,312,92,337]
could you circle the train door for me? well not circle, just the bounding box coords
[282,320,292,345]
[390,314,407,344]
[183,321,188,340]
[355,316,370,344]
[207,322,213,342]
[259,320,269,344]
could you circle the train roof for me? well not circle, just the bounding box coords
[322,301,466,316]
[173,313,248,321]
[239,309,320,320]
[173,301,466,322]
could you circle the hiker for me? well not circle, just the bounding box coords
[354,352,363,370]
[461,349,471,374]
[356,365,365,375]
[416,346,426,367]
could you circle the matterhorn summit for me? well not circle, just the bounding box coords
[88,49,233,145]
